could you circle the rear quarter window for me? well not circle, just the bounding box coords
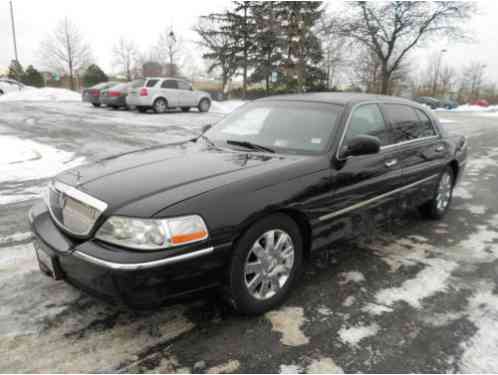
[146,79,159,88]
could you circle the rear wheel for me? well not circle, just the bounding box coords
[420,166,454,219]
[198,98,211,113]
[225,214,303,315]
[181,107,190,112]
[92,103,101,108]
[153,98,168,114]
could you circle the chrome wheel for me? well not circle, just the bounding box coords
[436,171,452,211]
[244,229,295,300]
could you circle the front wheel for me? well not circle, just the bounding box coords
[420,166,455,219]
[153,98,168,114]
[198,98,211,113]
[225,214,303,315]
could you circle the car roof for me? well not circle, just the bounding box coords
[145,77,189,82]
[257,92,419,107]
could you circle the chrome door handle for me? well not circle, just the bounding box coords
[435,145,445,152]
[385,159,398,168]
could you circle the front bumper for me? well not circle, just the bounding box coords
[29,202,230,307]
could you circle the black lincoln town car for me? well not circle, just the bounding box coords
[30,93,467,314]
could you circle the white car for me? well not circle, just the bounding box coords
[0,78,24,96]
[126,77,211,113]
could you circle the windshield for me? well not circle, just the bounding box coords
[205,101,342,154]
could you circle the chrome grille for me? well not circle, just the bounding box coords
[47,181,107,237]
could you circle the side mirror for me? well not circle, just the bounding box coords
[340,135,381,159]
[201,124,212,134]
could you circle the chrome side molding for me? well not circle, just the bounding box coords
[319,174,439,222]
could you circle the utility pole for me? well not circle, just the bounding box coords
[9,0,19,62]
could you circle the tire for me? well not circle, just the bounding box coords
[225,214,303,315]
[111,106,119,110]
[153,98,168,114]
[181,107,190,112]
[420,166,455,220]
[0,90,4,96]
[92,103,101,108]
[198,98,211,113]
[137,106,147,113]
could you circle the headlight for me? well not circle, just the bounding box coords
[95,215,208,250]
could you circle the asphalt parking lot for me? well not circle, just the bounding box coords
[1,102,498,373]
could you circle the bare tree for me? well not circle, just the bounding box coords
[39,17,92,90]
[112,37,138,80]
[335,2,476,95]
[460,61,486,101]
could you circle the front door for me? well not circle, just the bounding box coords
[160,79,179,107]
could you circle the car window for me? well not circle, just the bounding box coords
[344,104,391,146]
[205,101,343,154]
[146,79,159,88]
[384,104,424,143]
[161,80,178,89]
[415,109,437,138]
[178,80,192,90]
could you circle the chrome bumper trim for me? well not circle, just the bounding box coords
[73,246,214,271]
[319,174,439,222]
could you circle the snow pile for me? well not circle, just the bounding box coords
[436,104,498,113]
[0,87,81,102]
[210,100,246,114]
[338,323,380,346]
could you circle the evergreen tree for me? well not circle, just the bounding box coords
[224,1,257,98]
[277,2,324,92]
[7,60,24,82]
[82,64,108,87]
[250,2,284,94]
[23,65,45,87]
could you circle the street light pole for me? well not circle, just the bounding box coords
[9,0,19,62]
[433,49,447,97]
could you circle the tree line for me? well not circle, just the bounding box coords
[7,1,496,104]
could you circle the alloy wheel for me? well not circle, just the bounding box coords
[244,229,295,300]
[436,171,453,211]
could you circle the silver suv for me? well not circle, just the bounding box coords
[126,77,211,113]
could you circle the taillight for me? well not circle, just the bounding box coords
[91,89,100,97]
[139,88,148,96]
[109,91,121,97]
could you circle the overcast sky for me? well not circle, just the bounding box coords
[1,0,498,82]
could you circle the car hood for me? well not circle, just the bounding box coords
[57,141,312,217]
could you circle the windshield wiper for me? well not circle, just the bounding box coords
[226,140,275,153]
[196,134,216,148]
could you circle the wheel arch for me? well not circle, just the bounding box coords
[233,208,313,261]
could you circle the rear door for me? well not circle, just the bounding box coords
[160,79,179,107]
[177,80,195,106]
[318,103,404,245]
[382,104,447,208]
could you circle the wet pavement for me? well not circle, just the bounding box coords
[1,102,498,373]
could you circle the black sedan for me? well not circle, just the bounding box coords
[30,93,467,314]
[82,81,119,107]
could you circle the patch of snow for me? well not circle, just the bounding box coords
[438,104,498,113]
[338,323,380,346]
[467,205,487,215]
[338,271,365,284]
[0,135,85,183]
[207,360,240,374]
[453,186,473,200]
[266,307,309,347]
[421,311,465,327]
[317,306,333,317]
[0,232,32,246]
[438,118,456,124]
[342,296,355,307]
[306,357,343,374]
[361,303,394,316]
[459,283,498,372]
[210,100,246,114]
[375,258,458,309]
[280,364,302,373]
[0,87,81,102]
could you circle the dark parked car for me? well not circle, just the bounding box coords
[100,82,133,109]
[30,93,467,314]
[414,96,443,109]
[82,81,119,107]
